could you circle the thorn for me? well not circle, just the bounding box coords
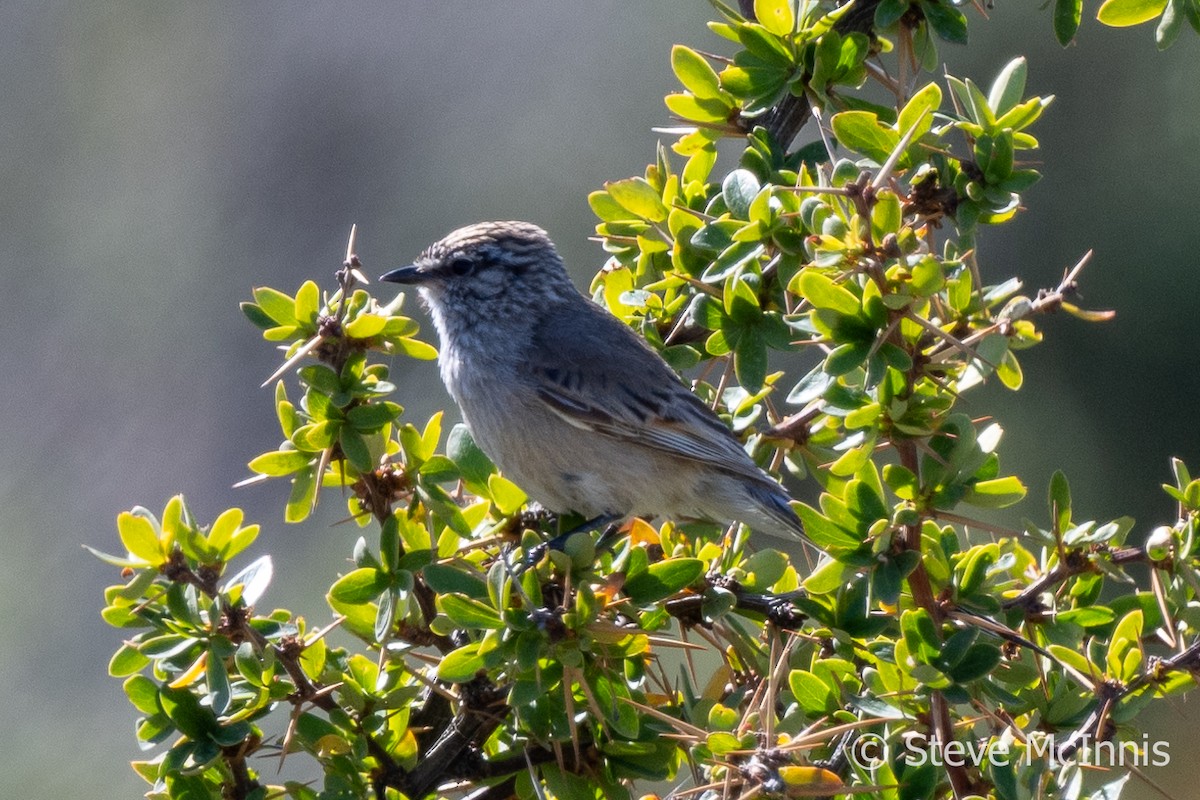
[233,473,271,489]
[260,335,325,388]
[344,224,359,266]
[810,107,838,169]
[1060,249,1093,288]
[871,115,925,191]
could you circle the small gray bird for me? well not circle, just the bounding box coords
[380,221,805,540]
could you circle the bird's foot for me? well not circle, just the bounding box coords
[514,513,624,573]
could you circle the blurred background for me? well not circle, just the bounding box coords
[2,2,1197,797]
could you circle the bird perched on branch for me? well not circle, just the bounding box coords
[381,221,805,540]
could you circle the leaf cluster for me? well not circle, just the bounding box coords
[93,4,1200,800]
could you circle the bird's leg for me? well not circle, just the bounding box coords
[517,513,624,571]
[592,520,624,552]
[555,512,623,545]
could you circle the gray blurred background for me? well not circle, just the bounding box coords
[2,2,1197,797]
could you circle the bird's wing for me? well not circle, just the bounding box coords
[522,302,766,481]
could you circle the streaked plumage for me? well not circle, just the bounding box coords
[381,221,806,540]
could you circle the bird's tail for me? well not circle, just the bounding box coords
[746,480,807,541]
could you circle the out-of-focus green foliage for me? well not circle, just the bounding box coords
[93,3,1200,800]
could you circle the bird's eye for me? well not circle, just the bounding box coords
[447,255,475,276]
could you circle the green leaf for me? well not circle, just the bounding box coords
[671,45,724,100]
[1056,606,1115,627]
[665,92,735,124]
[590,190,632,222]
[733,332,767,393]
[283,465,316,522]
[248,449,312,476]
[346,402,402,432]
[946,643,1002,682]
[871,190,902,239]
[1106,609,1143,681]
[795,271,860,315]
[437,642,486,683]
[830,110,899,163]
[1097,0,1168,25]
[722,169,761,219]
[206,507,243,552]
[487,474,527,515]
[740,549,788,590]
[788,670,837,715]
[795,503,862,554]
[293,420,339,451]
[252,286,298,326]
[109,644,150,677]
[124,675,162,715]
[956,543,998,598]
[390,336,438,361]
[447,423,495,487]
[755,0,796,35]
[996,350,1023,390]
[159,686,219,740]
[875,0,911,27]
[423,563,488,599]
[241,301,274,331]
[117,511,162,565]
[623,558,705,604]
[375,587,396,643]
[986,57,1027,116]
[440,593,504,630]
[1049,470,1072,532]
[978,133,1014,184]
[344,313,388,339]
[605,177,669,222]
[328,567,387,604]
[207,646,231,716]
[1156,0,1185,45]
[803,556,846,594]
[1054,0,1084,43]
[1047,643,1100,684]
[339,428,372,472]
[682,148,718,186]
[909,256,944,296]
[901,608,941,665]
[962,476,1026,508]
[234,641,266,687]
[921,0,969,43]
[294,280,320,325]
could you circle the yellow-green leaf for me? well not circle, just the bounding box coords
[295,280,320,325]
[795,271,860,315]
[664,92,733,124]
[1097,0,1167,25]
[206,507,244,551]
[252,286,298,326]
[671,45,723,100]
[487,474,527,515]
[344,313,388,339]
[1106,609,1144,681]
[437,642,486,682]
[391,337,438,361]
[117,512,163,564]
[755,0,796,36]
[605,177,669,222]
[440,593,504,630]
[963,476,1027,508]
[248,449,313,476]
[830,110,899,163]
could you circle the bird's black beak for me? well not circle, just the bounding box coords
[379,265,427,284]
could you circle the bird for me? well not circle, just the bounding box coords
[380,221,805,541]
